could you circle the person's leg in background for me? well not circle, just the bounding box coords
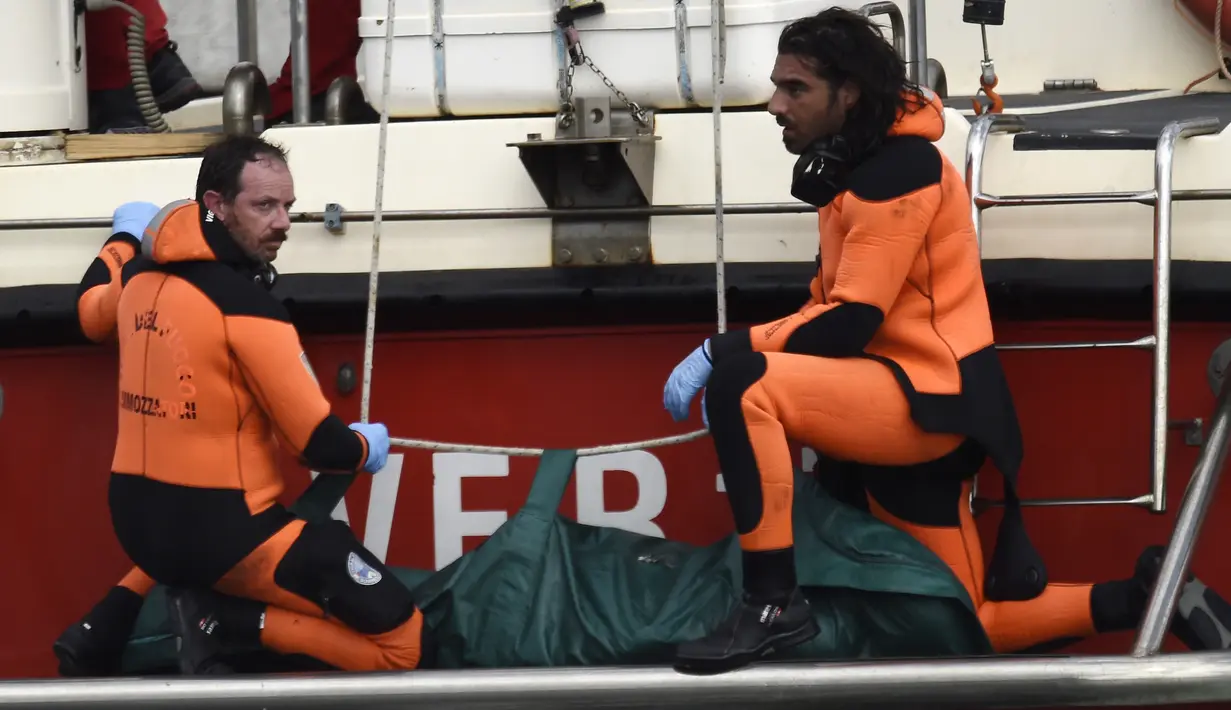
[52,566,156,676]
[84,0,202,133]
[266,0,378,125]
[860,452,1231,652]
[166,518,434,675]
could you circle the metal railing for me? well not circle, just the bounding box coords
[2,653,1231,708]
[1133,358,1231,655]
[235,0,258,65]
[0,202,815,232]
[859,2,906,61]
[233,0,310,124]
[965,113,1226,514]
[906,0,927,86]
[289,0,311,124]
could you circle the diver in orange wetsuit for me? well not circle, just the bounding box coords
[663,7,1231,675]
[81,135,431,675]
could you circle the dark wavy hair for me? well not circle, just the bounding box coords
[777,7,920,157]
[195,134,290,203]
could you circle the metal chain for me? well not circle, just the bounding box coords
[558,40,649,129]
[559,63,577,129]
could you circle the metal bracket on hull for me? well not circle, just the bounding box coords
[323,203,345,234]
[1170,418,1205,447]
[508,96,659,267]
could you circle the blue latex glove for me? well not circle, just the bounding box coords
[112,201,162,241]
[663,339,713,422]
[349,422,390,474]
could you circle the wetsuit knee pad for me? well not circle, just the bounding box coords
[273,519,418,636]
[861,439,986,527]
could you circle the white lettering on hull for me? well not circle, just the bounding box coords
[312,446,817,569]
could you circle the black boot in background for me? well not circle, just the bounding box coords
[1134,545,1231,650]
[147,41,204,114]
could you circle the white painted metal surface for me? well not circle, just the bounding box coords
[356,0,857,116]
[4,107,1231,290]
[351,0,1230,116]
[2,0,1231,289]
[0,0,87,133]
[121,1,1231,103]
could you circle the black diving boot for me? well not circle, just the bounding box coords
[52,586,145,677]
[1135,545,1231,650]
[674,549,819,675]
[148,41,204,114]
[166,588,264,675]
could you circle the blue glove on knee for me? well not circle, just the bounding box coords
[663,339,713,422]
[112,201,162,241]
[349,422,390,474]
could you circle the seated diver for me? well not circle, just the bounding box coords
[99,133,434,674]
[663,7,1231,675]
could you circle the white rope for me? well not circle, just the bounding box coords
[1217,0,1230,83]
[357,1,730,456]
[358,0,398,424]
[391,430,709,458]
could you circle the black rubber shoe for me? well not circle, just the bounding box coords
[52,586,144,677]
[148,42,204,114]
[673,588,819,675]
[165,588,238,675]
[1136,545,1231,651]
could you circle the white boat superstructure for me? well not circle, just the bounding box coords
[2,0,1231,296]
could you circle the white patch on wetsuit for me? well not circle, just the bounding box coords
[347,551,382,586]
[299,352,318,383]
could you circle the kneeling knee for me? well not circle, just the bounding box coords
[279,519,419,636]
[371,608,433,670]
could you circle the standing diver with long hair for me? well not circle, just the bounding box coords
[663,7,1231,675]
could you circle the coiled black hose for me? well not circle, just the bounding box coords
[85,0,170,132]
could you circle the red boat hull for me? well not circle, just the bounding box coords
[2,319,1228,699]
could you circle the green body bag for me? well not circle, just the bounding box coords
[117,450,991,673]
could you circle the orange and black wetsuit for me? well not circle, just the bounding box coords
[702,89,1112,654]
[107,199,426,672]
[77,230,142,344]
